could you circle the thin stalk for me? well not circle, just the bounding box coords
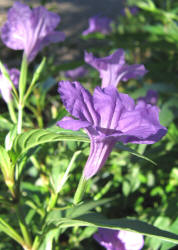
[47,192,59,212]
[7,101,17,123]
[17,53,28,134]
[17,104,23,134]
[23,57,46,104]
[73,174,88,205]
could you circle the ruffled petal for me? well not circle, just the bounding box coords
[58,80,99,125]
[1,2,31,50]
[57,117,90,131]
[119,64,148,82]
[118,104,167,144]
[93,86,123,129]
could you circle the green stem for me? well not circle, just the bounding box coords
[23,57,46,104]
[17,53,28,134]
[7,101,17,123]
[73,174,88,205]
[19,54,28,103]
[17,104,23,134]
[47,192,59,212]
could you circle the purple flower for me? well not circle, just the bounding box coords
[94,228,144,250]
[82,15,112,36]
[137,90,158,106]
[121,6,139,16]
[1,1,65,62]
[57,81,167,179]
[65,66,88,80]
[0,68,20,103]
[84,49,147,88]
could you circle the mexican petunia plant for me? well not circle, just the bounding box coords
[57,81,167,180]
[0,1,178,250]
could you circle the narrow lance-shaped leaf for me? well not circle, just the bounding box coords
[12,128,89,161]
[47,213,178,244]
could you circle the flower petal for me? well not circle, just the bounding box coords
[120,64,148,82]
[58,80,99,126]
[93,86,134,129]
[118,104,167,144]
[1,2,31,50]
[57,117,90,131]
[82,15,111,35]
[83,139,115,179]
[65,66,88,80]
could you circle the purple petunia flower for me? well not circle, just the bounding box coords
[82,15,112,36]
[137,90,158,106]
[121,6,139,16]
[94,228,144,250]
[1,1,65,62]
[57,80,167,179]
[84,49,147,88]
[65,66,88,80]
[0,68,20,103]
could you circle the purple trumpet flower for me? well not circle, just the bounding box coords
[85,49,147,88]
[65,66,88,80]
[57,80,167,179]
[82,15,112,36]
[0,68,20,103]
[94,228,144,250]
[137,89,158,106]
[1,1,65,62]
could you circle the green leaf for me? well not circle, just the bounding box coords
[49,213,178,244]
[46,198,116,226]
[0,116,13,130]
[0,145,12,178]
[115,143,157,165]
[5,125,17,151]
[66,197,117,218]
[0,218,24,246]
[12,128,89,160]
